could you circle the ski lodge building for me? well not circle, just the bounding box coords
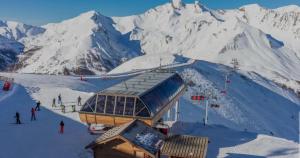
[79,71,186,127]
[81,71,209,158]
[86,119,209,158]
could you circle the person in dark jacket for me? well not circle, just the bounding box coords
[52,98,56,107]
[15,112,21,124]
[77,96,82,106]
[35,101,41,111]
[31,108,36,121]
[59,121,64,134]
[58,94,62,105]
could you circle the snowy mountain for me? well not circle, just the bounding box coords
[229,4,300,54]
[112,0,300,92]
[0,20,44,70]
[17,11,140,75]
[0,1,299,92]
[0,20,45,41]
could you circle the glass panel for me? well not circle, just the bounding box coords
[105,96,115,114]
[140,74,184,114]
[136,108,150,117]
[81,95,97,112]
[124,97,134,116]
[96,95,106,113]
[135,99,146,115]
[115,96,125,115]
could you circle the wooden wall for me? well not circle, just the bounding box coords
[93,139,153,158]
[79,113,153,126]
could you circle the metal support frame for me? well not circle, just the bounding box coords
[167,109,171,121]
[175,100,179,121]
[204,99,208,126]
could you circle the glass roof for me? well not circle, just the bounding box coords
[80,72,185,118]
[139,73,184,115]
[101,72,175,96]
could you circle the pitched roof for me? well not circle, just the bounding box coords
[121,120,165,155]
[96,120,134,143]
[161,135,208,158]
[86,119,165,155]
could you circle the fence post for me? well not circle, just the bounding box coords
[61,105,65,113]
[72,105,76,112]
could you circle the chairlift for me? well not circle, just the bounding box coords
[210,104,220,108]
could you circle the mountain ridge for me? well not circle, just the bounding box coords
[0,2,298,92]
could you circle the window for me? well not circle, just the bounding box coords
[135,99,150,117]
[136,108,150,117]
[115,96,125,115]
[81,95,97,112]
[105,96,115,114]
[124,97,135,116]
[96,95,106,113]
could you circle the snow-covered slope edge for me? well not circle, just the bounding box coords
[109,54,299,141]
[0,72,298,158]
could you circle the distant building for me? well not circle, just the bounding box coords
[79,72,186,127]
[86,119,209,158]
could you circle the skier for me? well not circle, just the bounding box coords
[52,98,56,107]
[31,108,36,121]
[77,96,82,106]
[58,94,62,105]
[59,120,64,134]
[35,101,41,111]
[15,112,21,124]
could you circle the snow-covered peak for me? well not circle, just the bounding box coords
[78,10,100,18]
[65,10,105,24]
[223,3,300,54]
[275,5,300,12]
[18,11,140,75]
[171,0,184,9]
[0,20,45,41]
[239,3,263,11]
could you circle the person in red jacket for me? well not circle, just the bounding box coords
[59,121,64,134]
[31,108,36,121]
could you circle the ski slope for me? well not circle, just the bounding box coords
[0,58,299,158]
[0,73,124,158]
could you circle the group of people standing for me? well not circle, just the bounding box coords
[52,94,63,107]
[14,94,83,134]
[15,100,40,124]
[14,94,66,134]
[51,94,82,107]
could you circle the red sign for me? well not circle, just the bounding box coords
[191,95,205,100]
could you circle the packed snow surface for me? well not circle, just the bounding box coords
[0,59,299,158]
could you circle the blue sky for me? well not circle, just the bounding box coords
[0,0,299,26]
